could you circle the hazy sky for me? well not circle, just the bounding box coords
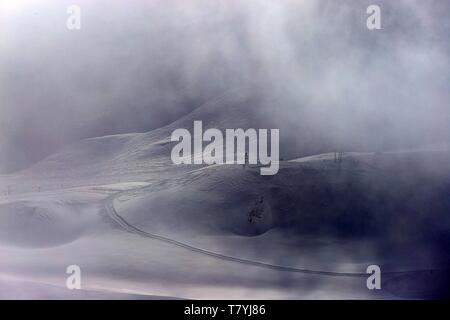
[1,0,449,172]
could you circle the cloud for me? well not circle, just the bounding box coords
[1,0,449,172]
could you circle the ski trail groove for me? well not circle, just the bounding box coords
[105,194,371,278]
[104,186,447,278]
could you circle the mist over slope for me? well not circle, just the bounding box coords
[2,0,450,173]
[115,150,450,249]
[1,0,450,299]
[1,92,450,298]
[9,84,448,184]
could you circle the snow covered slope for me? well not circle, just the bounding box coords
[112,149,450,271]
[1,91,450,299]
[8,90,264,183]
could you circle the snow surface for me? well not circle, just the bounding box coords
[1,93,450,299]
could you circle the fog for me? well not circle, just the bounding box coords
[1,0,449,172]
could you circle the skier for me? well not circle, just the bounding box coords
[247,196,265,223]
[243,151,249,169]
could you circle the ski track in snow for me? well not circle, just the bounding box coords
[105,187,443,279]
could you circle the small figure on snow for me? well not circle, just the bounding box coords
[243,151,249,169]
[247,196,265,223]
